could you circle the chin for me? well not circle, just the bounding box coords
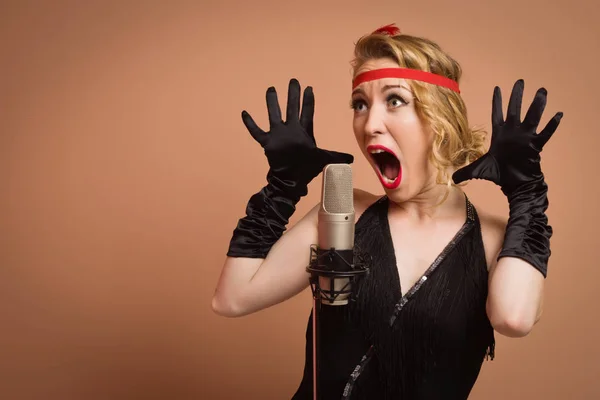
[382,184,412,204]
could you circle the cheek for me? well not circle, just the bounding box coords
[352,118,365,141]
[391,117,429,157]
[352,118,373,162]
[390,119,434,182]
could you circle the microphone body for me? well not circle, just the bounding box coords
[316,163,355,306]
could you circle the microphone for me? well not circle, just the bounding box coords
[306,164,369,400]
[307,164,368,305]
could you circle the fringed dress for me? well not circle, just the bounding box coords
[292,194,496,399]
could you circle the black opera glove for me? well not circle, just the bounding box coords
[452,79,563,277]
[227,79,354,258]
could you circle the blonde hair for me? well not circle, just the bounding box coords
[351,31,487,191]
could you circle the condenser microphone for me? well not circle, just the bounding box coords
[316,163,355,305]
[307,163,367,306]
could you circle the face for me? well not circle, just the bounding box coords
[351,58,437,202]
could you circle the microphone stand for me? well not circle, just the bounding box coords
[306,245,368,400]
[312,292,320,400]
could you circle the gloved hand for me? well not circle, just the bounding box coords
[243,79,354,189]
[453,79,563,277]
[227,78,354,258]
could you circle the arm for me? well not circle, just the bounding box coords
[212,188,379,317]
[211,78,353,317]
[454,79,563,338]
[487,255,545,337]
[212,202,319,317]
[480,213,545,338]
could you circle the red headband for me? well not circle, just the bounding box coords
[352,23,461,94]
[352,68,461,93]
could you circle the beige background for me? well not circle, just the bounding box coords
[1,0,598,399]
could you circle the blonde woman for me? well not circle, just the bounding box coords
[213,24,563,399]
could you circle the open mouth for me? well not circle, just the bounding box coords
[367,144,402,189]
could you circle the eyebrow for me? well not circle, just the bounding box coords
[351,84,413,96]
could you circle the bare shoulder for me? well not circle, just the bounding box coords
[353,188,382,222]
[473,204,507,270]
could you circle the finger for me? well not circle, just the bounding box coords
[241,110,267,145]
[286,78,301,123]
[300,86,315,138]
[323,149,354,165]
[506,79,524,124]
[490,87,503,145]
[491,86,504,127]
[266,87,283,126]
[452,155,499,185]
[451,163,474,185]
[522,87,547,130]
[534,112,563,150]
[314,149,353,171]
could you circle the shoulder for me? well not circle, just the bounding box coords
[472,203,507,270]
[353,188,383,223]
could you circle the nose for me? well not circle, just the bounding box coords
[363,105,386,136]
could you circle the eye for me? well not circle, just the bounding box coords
[350,98,368,113]
[387,94,407,108]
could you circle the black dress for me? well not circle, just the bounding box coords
[292,194,496,399]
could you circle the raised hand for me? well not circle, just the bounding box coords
[242,78,353,186]
[227,79,353,259]
[452,79,563,197]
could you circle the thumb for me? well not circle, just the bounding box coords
[452,155,499,185]
[241,111,267,146]
[320,149,354,165]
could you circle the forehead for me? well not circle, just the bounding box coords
[354,57,400,75]
[352,77,412,93]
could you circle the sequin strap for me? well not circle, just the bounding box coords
[341,345,375,400]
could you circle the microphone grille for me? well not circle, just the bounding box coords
[322,164,354,214]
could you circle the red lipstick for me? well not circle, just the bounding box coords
[366,144,402,189]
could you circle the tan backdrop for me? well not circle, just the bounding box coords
[1,1,598,399]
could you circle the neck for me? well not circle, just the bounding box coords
[388,184,464,221]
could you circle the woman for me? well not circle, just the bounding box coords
[212,24,562,399]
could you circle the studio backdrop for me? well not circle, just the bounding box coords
[1,1,598,399]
